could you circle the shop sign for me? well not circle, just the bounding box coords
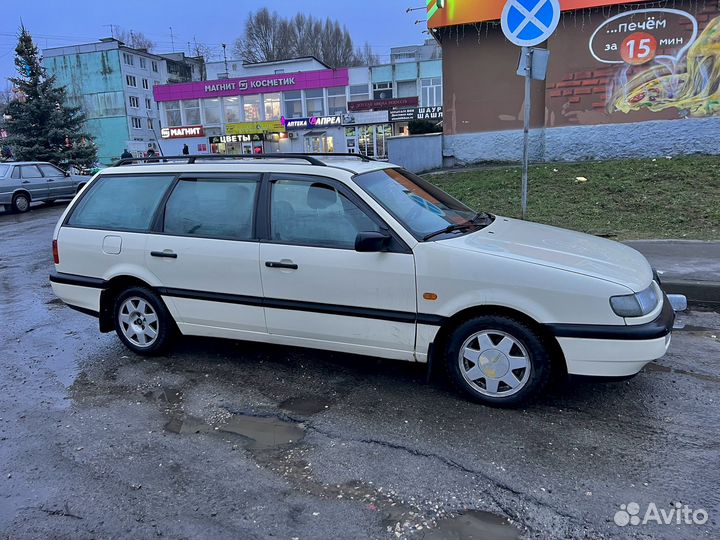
[348,97,419,112]
[389,106,444,122]
[226,121,285,135]
[160,125,205,139]
[280,115,343,130]
[209,134,263,144]
[427,0,646,28]
[342,110,390,125]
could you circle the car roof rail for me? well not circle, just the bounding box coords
[303,152,376,162]
[112,154,329,167]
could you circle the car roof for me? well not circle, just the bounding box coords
[104,155,398,176]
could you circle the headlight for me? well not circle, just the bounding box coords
[610,284,660,318]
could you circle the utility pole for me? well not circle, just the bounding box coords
[169,26,175,52]
[222,43,228,75]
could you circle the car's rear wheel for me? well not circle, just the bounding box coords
[445,315,551,407]
[12,193,30,213]
[114,287,173,356]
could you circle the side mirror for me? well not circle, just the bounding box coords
[64,171,71,177]
[355,231,391,252]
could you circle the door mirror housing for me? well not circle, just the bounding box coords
[355,231,391,252]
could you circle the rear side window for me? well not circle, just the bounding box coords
[67,175,174,231]
[163,177,259,240]
[11,167,20,179]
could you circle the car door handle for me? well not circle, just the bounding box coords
[47,179,54,182]
[22,180,30,184]
[151,250,178,259]
[265,261,298,270]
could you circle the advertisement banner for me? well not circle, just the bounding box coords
[389,106,444,122]
[226,121,285,135]
[427,0,646,28]
[348,97,419,112]
[281,115,343,130]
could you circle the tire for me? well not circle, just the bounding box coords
[11,193,30,213]
[444,315,551,407]
[113,287,174,356]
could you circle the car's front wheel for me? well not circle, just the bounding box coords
[114,287,173,356]
[445,315,551,407]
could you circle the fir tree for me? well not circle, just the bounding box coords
[5,26,97,169]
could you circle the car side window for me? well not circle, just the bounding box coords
[67,175,174,231]
[11,167,20,179]
[21,166,43,179]
[163,177,259,240]
[38,164,63,177]
[270,176,380,249]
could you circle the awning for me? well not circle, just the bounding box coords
[304,130,327,137]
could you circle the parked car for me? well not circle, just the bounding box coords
[0,161,90,213]
[49,154,684,406]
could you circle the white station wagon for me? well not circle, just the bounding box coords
[50,154,682,406]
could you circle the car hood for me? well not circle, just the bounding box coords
[440,216,652,292]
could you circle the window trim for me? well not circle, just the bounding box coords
[20,165,43,179]
[62,173,178,233]
[260,173,411,253]
[151,173,263,242]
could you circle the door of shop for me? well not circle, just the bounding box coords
[346,124,392,159]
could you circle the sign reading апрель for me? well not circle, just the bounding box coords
[501,0,561,47]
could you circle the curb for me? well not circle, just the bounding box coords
[662,279,720,310]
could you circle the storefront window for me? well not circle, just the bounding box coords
[203,98,221,124]
[375,124,392,159]
[373,82,393,100]
[349,84,369,102]
[283,91,303,118]
[396,81,418,99]
[244,95,261,122]
[327,86,347,115]
[165,101,182,127]
[181,99,200,125]
[263,93,281,120]
[305,89,324,117]
[223,96,241,123]
[421,77,443,107]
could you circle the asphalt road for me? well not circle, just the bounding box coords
[1,203,719,540]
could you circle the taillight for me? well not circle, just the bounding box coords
[52,239,59,264]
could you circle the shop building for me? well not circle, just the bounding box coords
[154,49,443,159]
[43,38,204,164]
[429,0,720,163]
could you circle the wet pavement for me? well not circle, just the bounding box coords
[1,203,719,540]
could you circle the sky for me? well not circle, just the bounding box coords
[0,0,429,85]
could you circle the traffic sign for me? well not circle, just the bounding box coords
[501,0,561,47]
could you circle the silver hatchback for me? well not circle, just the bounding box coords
[0,162,90,213]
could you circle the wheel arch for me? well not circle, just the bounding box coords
[12,189,31,202]
[430,304,567,379]
[99,275,157,332]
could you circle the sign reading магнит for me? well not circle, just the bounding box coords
[160,125,205,139]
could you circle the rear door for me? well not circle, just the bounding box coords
[145,174,266,338]
[17,165,48,201]
[38,163,75,198]
[258,174,417,359]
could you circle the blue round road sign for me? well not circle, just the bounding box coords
[501,0,561,47]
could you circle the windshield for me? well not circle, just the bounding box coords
[354,168,481,240]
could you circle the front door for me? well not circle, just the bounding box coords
[145,174,266,338]
[259,174,417,358]
[38,163,74,198]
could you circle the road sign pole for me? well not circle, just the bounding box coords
[521,47,532,221]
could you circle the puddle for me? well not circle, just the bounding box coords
[423,510,520,540]
[644,363,720,383]
[279,396,331,415]
[143,387,183,405]
[165,413,305,449]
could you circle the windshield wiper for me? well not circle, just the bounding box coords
[422,212,494,241]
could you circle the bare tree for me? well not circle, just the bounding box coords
[234,9,368,68]
[353,42,380,67]
[115,28,155,51]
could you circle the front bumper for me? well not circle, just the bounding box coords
[548,295,676,377]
